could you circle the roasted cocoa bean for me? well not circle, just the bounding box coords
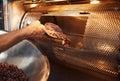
[0,63,29,81]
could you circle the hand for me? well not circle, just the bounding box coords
[24,20,45,38]
[0,20,45,52]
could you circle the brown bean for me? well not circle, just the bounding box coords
[0,63,28,81]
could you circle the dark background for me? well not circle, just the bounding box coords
[0,0,4,30]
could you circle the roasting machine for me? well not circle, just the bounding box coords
[2,0,120,81]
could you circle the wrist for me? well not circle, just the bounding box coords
[18,27,31,39]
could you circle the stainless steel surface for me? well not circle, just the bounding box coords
[36,3,120,79]
[0,31,50,81]
[17,2,120,81]
[23,0,120,5]
[38,33,119,81]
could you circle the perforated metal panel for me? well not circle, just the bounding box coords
[20,2,120,81]
[83,3,120,78]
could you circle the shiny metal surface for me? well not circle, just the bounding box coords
[36,3,120,79]
[19,2,120,81]
[0,31,50,81]
[38,33,119,81]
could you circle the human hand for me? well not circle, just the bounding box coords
[24,20,45,38]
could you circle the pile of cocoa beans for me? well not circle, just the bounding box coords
[0,63,28,81]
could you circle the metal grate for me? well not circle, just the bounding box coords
[83,3,120,79]
[21,2,120,81]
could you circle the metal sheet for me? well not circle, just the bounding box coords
[0,31,50,81]
[20,2,120,81]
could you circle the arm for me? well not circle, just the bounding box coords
[0,21,44,52]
